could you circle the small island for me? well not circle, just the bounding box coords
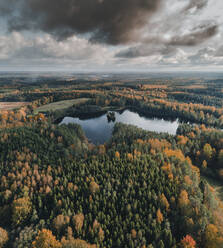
[106,111,116,122]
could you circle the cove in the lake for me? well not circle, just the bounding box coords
[60,110,179,144]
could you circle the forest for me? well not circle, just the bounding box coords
[0,73,222,248]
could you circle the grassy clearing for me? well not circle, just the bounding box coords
[203,175,223,202]
[142,85,168,89]
[34,98,90,114]
[181,84,207,89]
[0,102,29,111]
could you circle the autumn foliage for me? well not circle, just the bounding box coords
[12,197,32,225]
[180,235,196,248]
[0,227,8,248]
[32,229,61,248]
[73,213,85,233]
[0,80,223,247]
[156,208,164,224]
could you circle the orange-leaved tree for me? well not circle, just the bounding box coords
[180,235,196,248]
[0,227,8,247]
[32,229,61,248]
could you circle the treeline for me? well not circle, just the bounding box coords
[0,90,101,103]
[168,92,223,108]
[86,94,223,128]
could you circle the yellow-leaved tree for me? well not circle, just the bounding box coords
[204,224,223,248]
[12,197,32,225]
[72,213,85,233]
[0,227,8,247]
[32,229,61,248]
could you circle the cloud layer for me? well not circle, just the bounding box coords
[0,0,222,70]
[0,0,161,45]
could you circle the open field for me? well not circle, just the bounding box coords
[179,84,207,89]
[0,102,29,111]
[34,98,90,114]
[203,176,223,202]
[142,85,168,89]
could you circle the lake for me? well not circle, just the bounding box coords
[60,110,179,144]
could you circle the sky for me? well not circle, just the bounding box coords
[0,0,223,71]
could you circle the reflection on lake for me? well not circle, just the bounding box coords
[60,110,179,144]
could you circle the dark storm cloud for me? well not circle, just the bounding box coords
[168,23,218,46]
[183,0,208,12]
[116,44,176,58]
[116,22,218,58]
[0,0,161,45]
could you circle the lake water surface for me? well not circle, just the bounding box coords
[60,110,179,144]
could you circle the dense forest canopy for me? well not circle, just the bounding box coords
[0,73,222,248]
